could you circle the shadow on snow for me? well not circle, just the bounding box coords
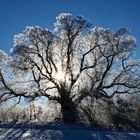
[0,123,140,140]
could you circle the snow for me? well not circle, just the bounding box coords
[22,130,32,138]
[0,123,140,140]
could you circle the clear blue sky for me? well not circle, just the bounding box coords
[0,0,140,58]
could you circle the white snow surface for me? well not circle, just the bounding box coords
[0,123,140,140]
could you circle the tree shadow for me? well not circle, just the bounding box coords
[0,123,140,140]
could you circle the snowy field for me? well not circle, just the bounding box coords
[0,123,140,140]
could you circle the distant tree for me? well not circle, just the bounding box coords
[109,96,137,130]
[78,93,114,127]
[123,93,140,126]
[0,13,140,123]
[79,96,97,127]
[0,103,6,123]
[8,107,20,123]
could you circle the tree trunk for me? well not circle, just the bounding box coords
[58,84,78,123]
[61,98,77,123]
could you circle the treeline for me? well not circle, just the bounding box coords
[0,93,140,131]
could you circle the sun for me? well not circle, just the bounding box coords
[55,71,65,82]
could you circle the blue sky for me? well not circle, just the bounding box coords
[0,0,140,58]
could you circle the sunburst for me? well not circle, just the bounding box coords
[55,70,65,82]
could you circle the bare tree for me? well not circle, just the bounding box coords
[0,13,140,123]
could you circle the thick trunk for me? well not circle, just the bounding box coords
[61,99,77,123]
[58,83,78,123]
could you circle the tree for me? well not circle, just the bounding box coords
[78,95,113,127]
[0,13,140,123]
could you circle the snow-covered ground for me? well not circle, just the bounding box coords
[0,123,140,140]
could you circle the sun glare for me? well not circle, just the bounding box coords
[55,71,65,82]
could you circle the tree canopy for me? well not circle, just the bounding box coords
[0,13,140,123]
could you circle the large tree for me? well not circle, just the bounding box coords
[0,13,140,123]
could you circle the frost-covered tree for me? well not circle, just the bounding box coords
[0,13,140,123]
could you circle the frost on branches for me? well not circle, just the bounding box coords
[0,13,140,123]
